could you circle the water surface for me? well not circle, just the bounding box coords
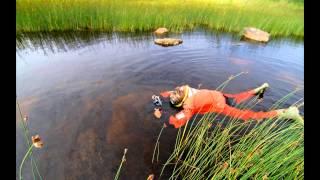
[16,31,304,180]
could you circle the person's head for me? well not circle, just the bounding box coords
[170,85,189,107]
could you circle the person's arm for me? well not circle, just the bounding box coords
[160,91,173,98]
[169,108,194,128]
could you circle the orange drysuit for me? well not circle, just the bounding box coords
[160,87,278,128]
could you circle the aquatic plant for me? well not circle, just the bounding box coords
[16,99,43,180]
[16,0,303,37]
[152,123,166,164]
[153,73,304,179]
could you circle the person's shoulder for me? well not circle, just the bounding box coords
[195,89,224,98]
[189,87,199,95]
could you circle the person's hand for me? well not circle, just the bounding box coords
[154,108,162,118]
[147,174,154,180]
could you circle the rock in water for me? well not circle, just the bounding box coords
[154,38,183,46]
[154,27,168,35]
[242,27,270,42]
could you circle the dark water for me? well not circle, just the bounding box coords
[16,31,304,180]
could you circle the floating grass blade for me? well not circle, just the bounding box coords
[19,145,33,180]
[152,124,165,164]
[114,148,128,180]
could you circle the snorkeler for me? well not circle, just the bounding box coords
[158,83,303,128]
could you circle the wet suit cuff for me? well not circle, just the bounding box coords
[160,91,171,98]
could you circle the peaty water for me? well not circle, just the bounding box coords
[16,31,303,180]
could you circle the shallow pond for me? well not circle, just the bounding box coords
[16,31,304,180]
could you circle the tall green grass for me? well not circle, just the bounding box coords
[159,114,303,179]
[154,74,303,179]
[16,0,304,37]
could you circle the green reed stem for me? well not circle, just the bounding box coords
[19,145,34,180]
[114,148,128,180]
[152,124,165,164]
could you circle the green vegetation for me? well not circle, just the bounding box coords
[16,0,304,37]
[155,74,304,179]
[159,115,304,179]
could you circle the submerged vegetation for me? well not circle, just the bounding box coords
[16,0,303,37]
[154,74,304,179]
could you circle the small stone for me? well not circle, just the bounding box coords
[242,27,270,42]
[154,27,168,34]
[154,38,183,47]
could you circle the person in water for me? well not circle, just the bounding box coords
[160,83,303,128]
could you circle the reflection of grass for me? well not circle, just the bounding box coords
[16,31,154,52]
[16,0,303,37]
[155,73,304,179]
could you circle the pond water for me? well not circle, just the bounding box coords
[16,31,304,180]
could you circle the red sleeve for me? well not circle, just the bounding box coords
[169,109,194,128]
[160,91,172,98]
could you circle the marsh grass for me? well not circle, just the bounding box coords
[154,73,303,179]
[16,0,303,37]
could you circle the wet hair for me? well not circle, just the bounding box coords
[170,86,186,105]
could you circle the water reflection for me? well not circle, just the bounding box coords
[16,31,156,55]
[16,30,303,58]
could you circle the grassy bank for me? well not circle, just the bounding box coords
[16,0,304,37]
